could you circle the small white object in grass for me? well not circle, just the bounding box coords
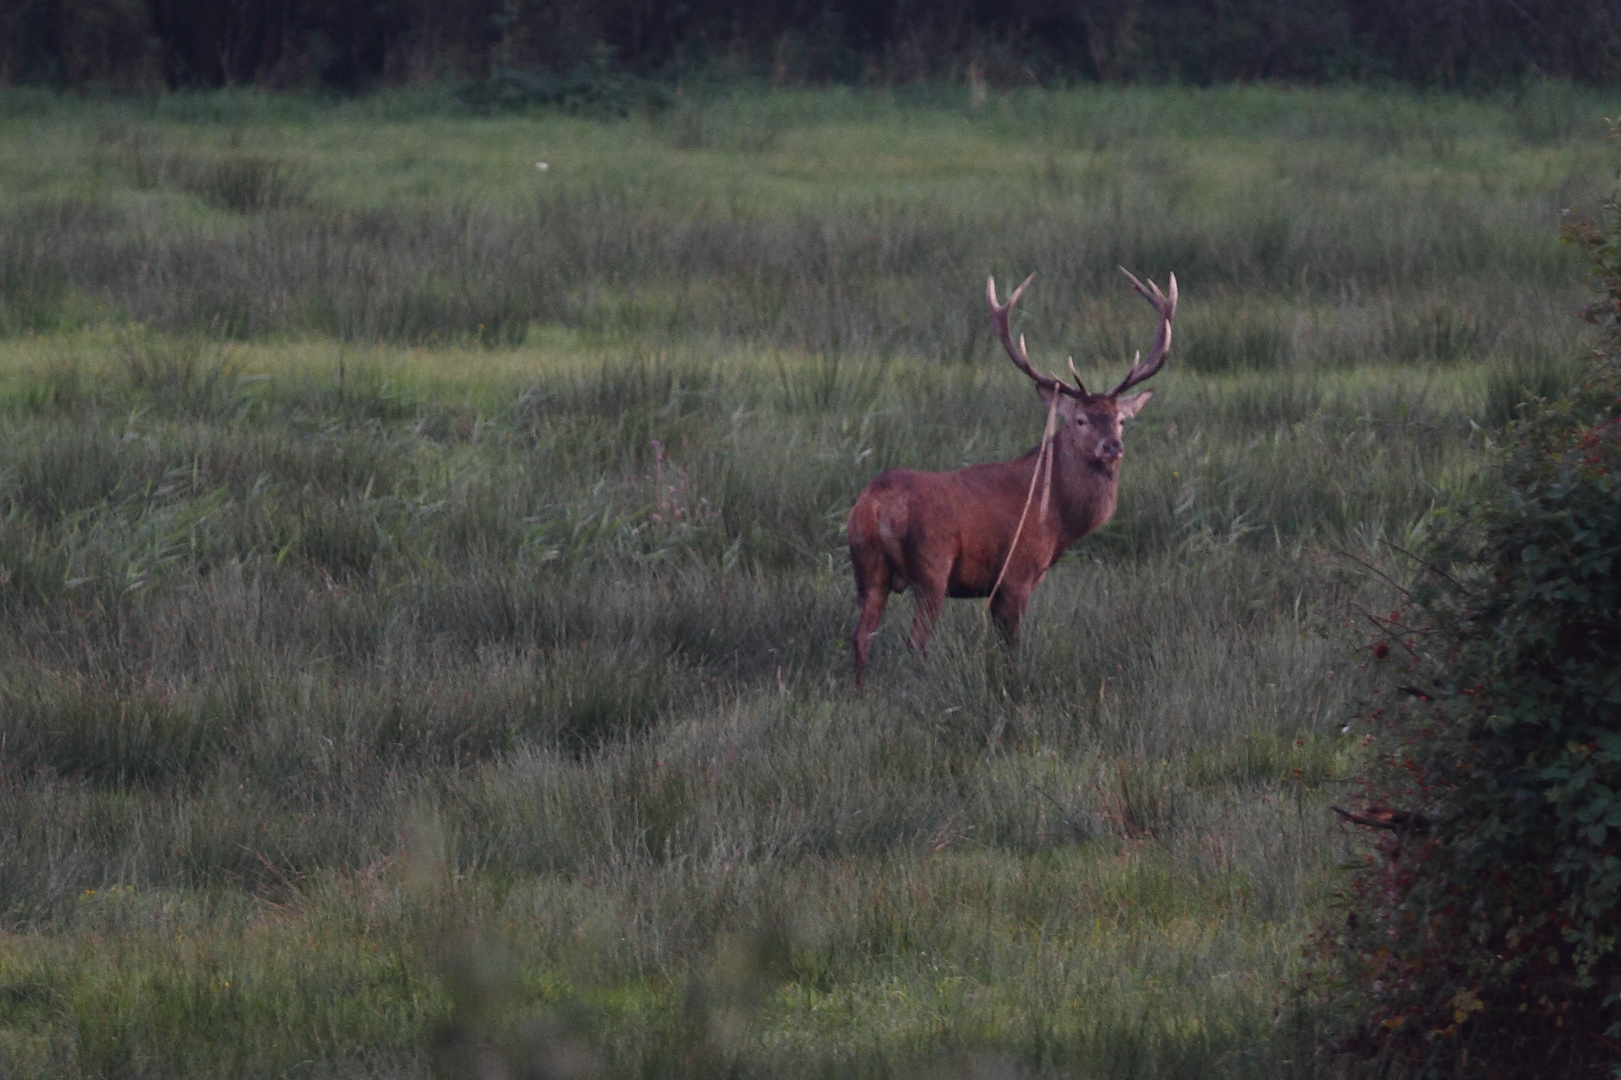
[535,161,549,171]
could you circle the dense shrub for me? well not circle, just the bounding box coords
[1312,138,1621,1074]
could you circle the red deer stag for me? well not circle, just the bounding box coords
[847,268,1177,687]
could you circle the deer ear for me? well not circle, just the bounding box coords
[1036,383,1062,409]
[1115,389,1154,419]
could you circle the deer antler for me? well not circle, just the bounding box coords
[987,273,1086,398]
[1109,268,1177,397]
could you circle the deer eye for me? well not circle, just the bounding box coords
[1075,416,1087,426]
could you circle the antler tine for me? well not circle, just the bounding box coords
[1110,268,1178,397]
[1066,356,1089,397]
[987,273,1084,397]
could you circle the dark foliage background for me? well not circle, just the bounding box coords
[3,0,1620,93]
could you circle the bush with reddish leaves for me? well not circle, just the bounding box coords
[1311,137,1621,1076]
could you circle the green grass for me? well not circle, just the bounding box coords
[0,82,1613,1077]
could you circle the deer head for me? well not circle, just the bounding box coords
[986,268,1176,474]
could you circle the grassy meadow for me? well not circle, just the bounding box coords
[0,82,1615,1077]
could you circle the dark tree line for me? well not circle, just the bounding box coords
[3,0,1619,93]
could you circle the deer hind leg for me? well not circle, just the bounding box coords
[905,555,951,657]
[907,586,945,656]
[849,546,892,690]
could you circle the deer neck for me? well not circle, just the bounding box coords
[1039,440,1119,543]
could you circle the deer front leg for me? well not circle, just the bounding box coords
[988,583,1032,647]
